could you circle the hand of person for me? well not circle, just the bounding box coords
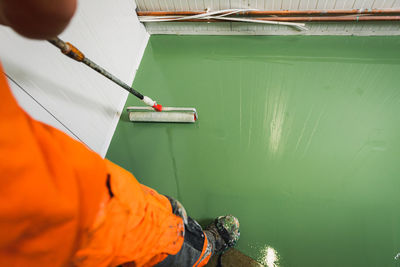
[0,0,77,39]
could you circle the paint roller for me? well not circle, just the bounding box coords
[48,37,197,123]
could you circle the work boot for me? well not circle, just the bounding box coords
[205,215,240,254]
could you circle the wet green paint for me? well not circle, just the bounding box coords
[107,35,400,267]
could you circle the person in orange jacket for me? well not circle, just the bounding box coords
[0,0,240,266]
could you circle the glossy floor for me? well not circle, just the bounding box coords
[107,35,400,267]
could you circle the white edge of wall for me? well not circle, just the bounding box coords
[100,33,149,157]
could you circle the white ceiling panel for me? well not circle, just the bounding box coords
[136,0,400,10]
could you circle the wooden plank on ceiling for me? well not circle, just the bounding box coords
[218,0,231,9]
[135,0,145,10]
[230,0,243,8]
[203,0,214,10]
[297,0,312,10]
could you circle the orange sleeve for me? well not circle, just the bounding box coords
[0,63,109,266]
[0,64,184,267]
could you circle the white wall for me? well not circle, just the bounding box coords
[0,0,149,157]
[137,0,400,35]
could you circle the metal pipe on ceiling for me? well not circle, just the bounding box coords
[256,15,400,21]
[176,16,400,22]
[138,9,308,30]
[137,8,400,17]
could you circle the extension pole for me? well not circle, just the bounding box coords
[48,37,162,111]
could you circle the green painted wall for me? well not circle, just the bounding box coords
[107,35,400,267]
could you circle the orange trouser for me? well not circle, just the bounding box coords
[0,63,211,267]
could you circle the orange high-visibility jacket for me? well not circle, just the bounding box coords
[0,63,184,267]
